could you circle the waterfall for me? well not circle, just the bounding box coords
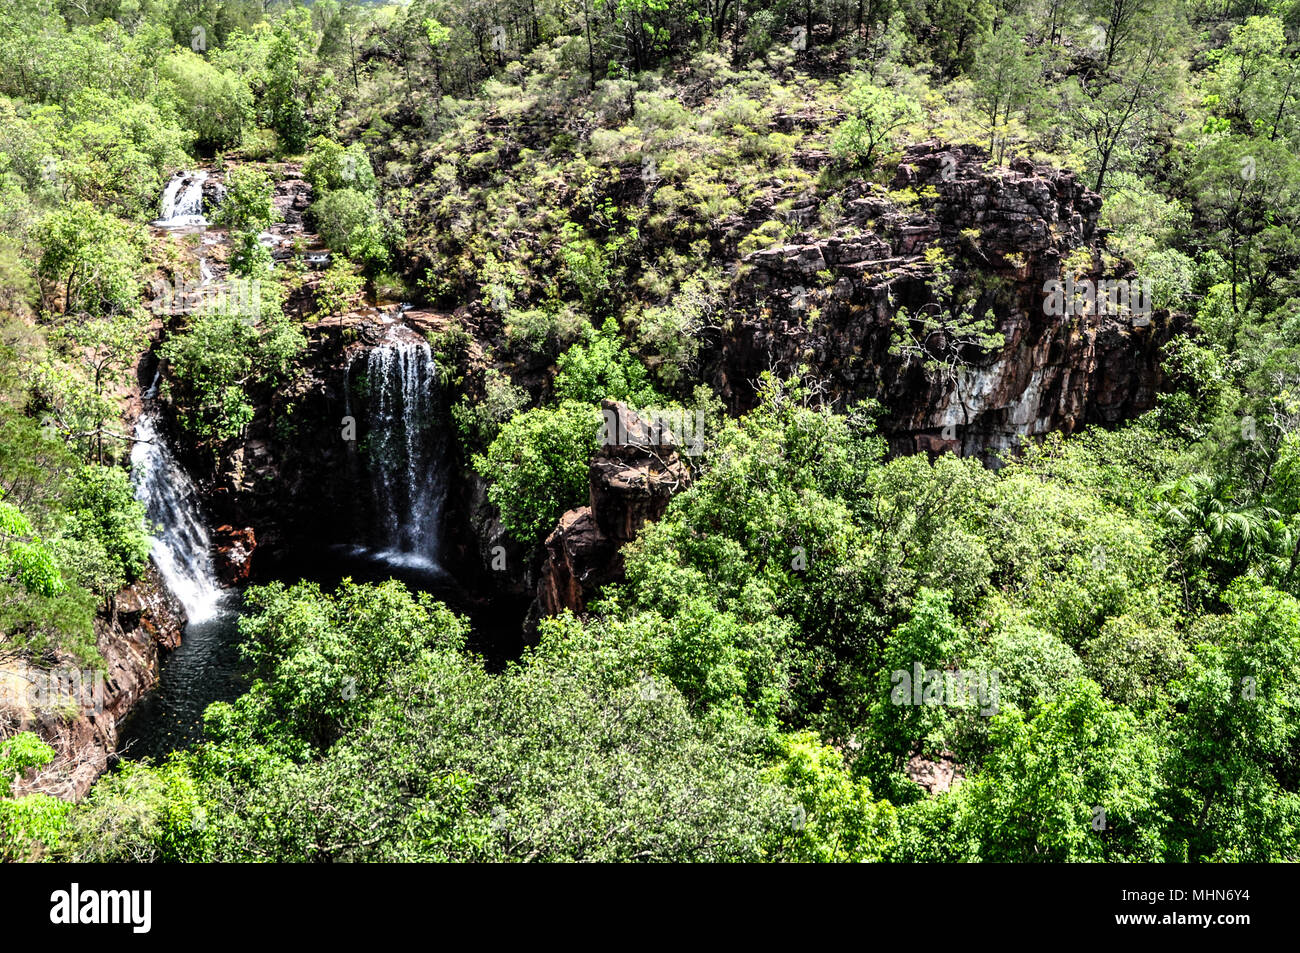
[130,414,225,621]
[348,339,447,571]
[154,171,208,228]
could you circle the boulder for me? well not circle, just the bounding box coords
[212,525,257,585]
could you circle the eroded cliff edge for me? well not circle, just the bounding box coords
[712,141,1183,461]
[2,567,184,800]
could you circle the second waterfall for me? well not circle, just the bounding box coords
[349,337,448,571]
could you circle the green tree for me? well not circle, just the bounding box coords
[962,679,1165,861]
[265,11,312,154]
[971,19,1041,163]
[159,49,252,152]
[474,401,603,543]
[1162,583,1300,861]
[60,463,150,600]
[311,188,389,269]
[214,165,276,234]
[34,201,143,319]
[829,78,921,169]
[554,317,661,406]
[762,730,898,862]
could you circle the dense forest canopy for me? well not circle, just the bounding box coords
[0,0,1299,863]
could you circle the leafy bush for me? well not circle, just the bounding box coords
[59,464,150,596]
[159,50,252,152]
[302,137,377,196]
[312,260,364,320]
[311,187,389,269]
[554,317,661,406]
[473,401,603,543]
[160,295,304,444]
[830,80,921,169]
[214,166,276,233]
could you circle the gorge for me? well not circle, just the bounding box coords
[101,143,1180,766]
[6,0,1299,868]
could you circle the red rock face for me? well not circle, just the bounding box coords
[8,566,186,802]
[212,525,257,585]
[906,751,966,796]
[535,402,692,618]
[713,141,1186,464]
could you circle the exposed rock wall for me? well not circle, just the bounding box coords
[3,567,185,801]
[712,141,1185,462]
[534,402,692,619]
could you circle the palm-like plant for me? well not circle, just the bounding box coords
[1155,474,1283,601]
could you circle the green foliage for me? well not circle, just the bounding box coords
[34,201,143,318]
[0,496,63,597]
[0,737,68,861]
[159,49,252,153]
[302,137,376,196]
[962,680,1165,862]
[66,584,794,862]
[11,0,1300,866]
[214,166,276,234]
[451,369,529,451]
[0,792,70,861]
[59,464,150,597]
[312,260,364,320]
[266,12,312,154]
[229,229,272,277]
[159,294,305,445]
[554,317,661,406]
[1162,583,1300,860]
[223,578,470,753]
[761,731,897,862]
[0,732,55,797]
[311,187,389,269]
[830,79,921,169]
[60,760,206,863]
[474,401,603,543]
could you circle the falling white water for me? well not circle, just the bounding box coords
[154,171,208,228]
[346,337,447,571]
[199,258,213,285]
[142,367,161,400]
[130,414,226,621]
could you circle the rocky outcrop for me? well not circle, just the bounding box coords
[713,140,1185,462]
[212,525,257,585]
[906,751,965,795]
[534,402,692,619]
[3,566,185,801]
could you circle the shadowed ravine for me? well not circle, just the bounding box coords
[122,181,467,755]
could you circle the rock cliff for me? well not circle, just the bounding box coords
[3,567,185,800]
[712,141,1184,462]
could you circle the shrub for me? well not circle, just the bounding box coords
[473,401,603,543]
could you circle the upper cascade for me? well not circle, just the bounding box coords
[154,170,208,229]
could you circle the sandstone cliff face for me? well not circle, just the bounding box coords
[3,567,185,801]
[712,141,1184,462]
[533,402,692,619]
